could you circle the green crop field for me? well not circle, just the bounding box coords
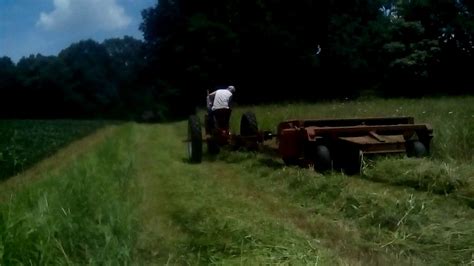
[0,96,473,265]
[0,120,106,180]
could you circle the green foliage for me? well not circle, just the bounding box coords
[0,0,473,120]
[0,37,150,119]
[0,57,17,92]
[0,125,138,264]
[0,120,106,180]
[327,0,473,96]
[59,40,118,113]
[140,0,326,107]
[384,42,406,55]
[0,97,473,264]
[380,19,441,95]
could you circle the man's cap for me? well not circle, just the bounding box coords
[227,85,236,92]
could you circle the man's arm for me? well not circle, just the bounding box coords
[228,94,233,108]
[207,94,215,110]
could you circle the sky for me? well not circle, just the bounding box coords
[0,0,155,63]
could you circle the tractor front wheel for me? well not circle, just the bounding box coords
[188,115,203,163]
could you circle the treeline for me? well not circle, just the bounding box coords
[0,37,153,119]
[1,0,473,120]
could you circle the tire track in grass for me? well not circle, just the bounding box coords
[133,124,189,263]
[214,151,474,265]
[133,121,474,265]
[133,122,420,265]
[133,123,338,265]
[201,157,416,265]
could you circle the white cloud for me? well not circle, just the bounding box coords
[37,0,132,32]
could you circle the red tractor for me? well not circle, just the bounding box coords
[187,110,268,163]
[187,113,433,175]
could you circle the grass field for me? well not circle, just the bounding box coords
[0,96,473,264]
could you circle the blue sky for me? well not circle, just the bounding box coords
[0,0,156,62]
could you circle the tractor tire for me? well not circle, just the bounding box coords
[240,112,258,136]
[313,145,332,173]
[343,149,363,176]
[407,140,427,158]
[188,115,202,163]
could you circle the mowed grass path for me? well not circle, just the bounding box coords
[1,97,473,264]
[134,122,474,265]
[133,123,339,264]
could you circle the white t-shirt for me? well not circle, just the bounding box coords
[211,89,233,111]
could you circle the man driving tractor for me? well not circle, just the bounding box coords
[206,85,235,135]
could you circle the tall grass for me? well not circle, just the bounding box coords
[1,96,471,264]
[213,149,474,265]
[226,96,474,203]
[0,125,138,264]
[229,96,474,162]
[186,96,474,264]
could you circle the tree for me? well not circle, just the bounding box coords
[140,0,327,116]
[381,20,441,95]
[102,36,149,118]
[0,57,20,117]
[394,0,474,93]
[325,0,390,96]
[14,54,74,118]
[58,40,118,117]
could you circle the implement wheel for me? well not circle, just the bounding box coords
[188,115,202,163]
[407,140,428,158]
[313,145,332,173]
[240,112,258,136]
[343,149,363,175]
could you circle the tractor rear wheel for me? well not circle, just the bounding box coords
[313,145,332,173]
[188,115,202,163]
[240,112,258,136]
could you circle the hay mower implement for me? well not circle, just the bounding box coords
[187,112,433,175]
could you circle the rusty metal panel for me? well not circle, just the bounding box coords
[339,135,405,145]
[277,120,304,137]
[361,143,407,154]
[275,117,432,157]
[339,135,407,154]
[302,117,415,127]
[310,124,431,136]
[279,129,304,159]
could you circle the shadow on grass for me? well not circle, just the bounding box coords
[257,158,285,170]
